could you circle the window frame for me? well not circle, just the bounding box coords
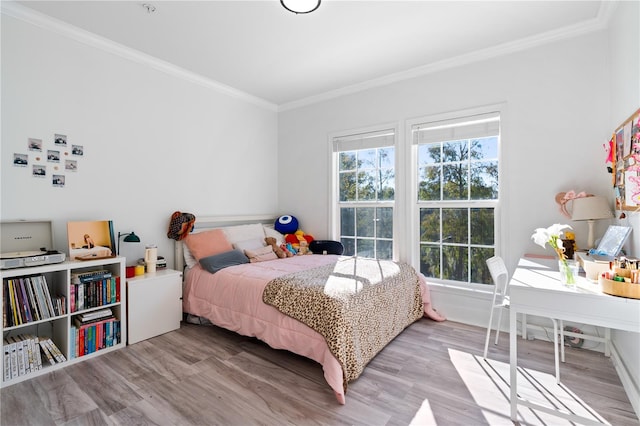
[329,123,404,261]
[407,104,505,288]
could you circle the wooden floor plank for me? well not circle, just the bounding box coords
[1,319,638,425]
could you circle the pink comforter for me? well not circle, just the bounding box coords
[182,255,435,404]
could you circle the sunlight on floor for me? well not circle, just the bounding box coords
[409,349,610,425]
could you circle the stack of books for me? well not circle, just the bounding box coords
[70,270,120,313]
[2,335,66,381]
[70,308,120,358]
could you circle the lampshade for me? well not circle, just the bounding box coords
[570,196,613,221]
[281,0,321,14]
[117,231,140,255]
[570,196,613,249]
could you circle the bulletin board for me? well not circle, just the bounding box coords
[611,108,640,211]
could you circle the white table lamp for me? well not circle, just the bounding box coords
[570,196,613,249]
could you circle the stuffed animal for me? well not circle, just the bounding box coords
[280,244,294,257]
[265,237,286,259]
[298,240,310,255]
[286,242,298,255]
[285,230,314,249]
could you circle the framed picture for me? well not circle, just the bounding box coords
[67,220,116,260]
[612,108,640,211]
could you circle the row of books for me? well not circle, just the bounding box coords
[3,334,66,381]
[69,310,121,359]
[70,270,120,313]
[3,276,66,328]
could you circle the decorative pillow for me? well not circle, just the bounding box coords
[222,223,265,247]
[244,245,278,263]
[233,238,265,252]
[184,229,233,261]
[199,249,249,274]
[263,225,285,246]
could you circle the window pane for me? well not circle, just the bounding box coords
[377,207,393,238]
[470,136,498,160]
[339,151,356,171]
[442,163,468,200]
[470,161,498,200]
[418,143,441,164]
[418,165,441,201]
[341,237,355,256]
[442,245,468,281]
[379,168,395,201]
[376,240,393,260]
[379,147,394,168]
[339,172,356,201]
[356,238,375,258]
[443,139,468,161]
[419,208,440,242]
[442,208,468,244]
[356,208,375,237]
[357,170,377,200]
[420,244,440,278]
[471,247,494,284]
[340,208,355,236]
[470,208,494,245]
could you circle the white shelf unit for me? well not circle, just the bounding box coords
[1,256,126,387]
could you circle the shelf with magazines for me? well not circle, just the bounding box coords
[1,256,126,387]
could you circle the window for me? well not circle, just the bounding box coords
[412,112,500,284]
[333,129,396,259]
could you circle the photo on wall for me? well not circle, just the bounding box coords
[67,220,115,260]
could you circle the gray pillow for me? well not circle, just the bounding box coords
[199,249,249,274]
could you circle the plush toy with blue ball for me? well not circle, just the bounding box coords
[275,215,299,234]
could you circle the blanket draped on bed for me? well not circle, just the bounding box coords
[262,256,423,392]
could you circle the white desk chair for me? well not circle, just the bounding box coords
[483,256,562,382]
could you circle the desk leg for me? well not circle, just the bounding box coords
[510,307,518,421]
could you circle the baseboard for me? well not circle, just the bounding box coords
[610,341,640,419]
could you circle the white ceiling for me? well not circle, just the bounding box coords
[11,1,609,109]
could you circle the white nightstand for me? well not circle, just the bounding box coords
[126,268,182,344]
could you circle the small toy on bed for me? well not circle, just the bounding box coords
[265,237,287,258]
[286,242,298,255]
[280,244,294,257]
[297,240,311,255]
[284,230,314,249]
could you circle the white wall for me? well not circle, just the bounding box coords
[1,14,279,268]
[279,32,611,272]
[607,0,640,413]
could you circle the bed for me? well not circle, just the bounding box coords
[175,215,444,404]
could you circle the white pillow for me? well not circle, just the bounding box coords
[222,224,265,246]
[233,238,265,251]
[263,225,285,245]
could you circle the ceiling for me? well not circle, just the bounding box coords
[11,1,609,109]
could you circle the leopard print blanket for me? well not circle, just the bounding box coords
[262,256,423,392]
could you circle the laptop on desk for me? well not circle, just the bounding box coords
[586,225,632,263]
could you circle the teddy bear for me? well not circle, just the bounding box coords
[297,240,311,255]
[265,237,287,259]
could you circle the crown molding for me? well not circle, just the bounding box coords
[278,1,618,112]
[1,1,278,112]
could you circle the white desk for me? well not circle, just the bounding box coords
[509,257,640,424]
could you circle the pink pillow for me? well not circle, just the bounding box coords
[184,229,233,261]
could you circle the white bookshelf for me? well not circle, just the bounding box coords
[1,256,126,387]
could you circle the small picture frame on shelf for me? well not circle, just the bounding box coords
[67,220,116,260]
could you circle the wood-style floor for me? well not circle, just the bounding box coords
[1,319,638,426]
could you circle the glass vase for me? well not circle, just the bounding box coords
[558,259,578,287]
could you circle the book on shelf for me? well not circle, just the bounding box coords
[38,339,56,366]
[71,270,112,284]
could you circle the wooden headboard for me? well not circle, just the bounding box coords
[174,214,278,273]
